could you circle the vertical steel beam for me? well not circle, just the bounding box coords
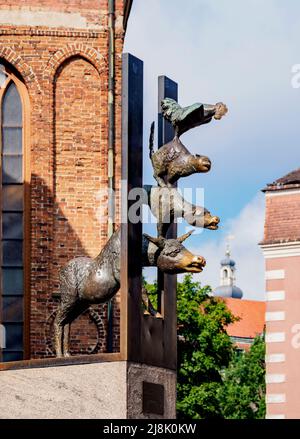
[106,0,116,352]
[158,76,178,148]
[120,53,144,362]
[157,76,178,369]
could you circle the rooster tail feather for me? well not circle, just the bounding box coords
[161,98,182,125]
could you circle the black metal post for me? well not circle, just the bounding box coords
[120,53,144,362]
[157,75,178,314]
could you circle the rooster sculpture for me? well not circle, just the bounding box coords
[161,98,228,138]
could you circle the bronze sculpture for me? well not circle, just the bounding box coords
[161,98,227,138]
[145,185,220,237]
[143,229,205,273]
[54,228,205,357]
[54,96,227,357]
[54,229,120,358]
[150,99,227,187]
[150,123,211,187]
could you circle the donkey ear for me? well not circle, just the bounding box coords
[177,229,194,243]
[143,234,165,249]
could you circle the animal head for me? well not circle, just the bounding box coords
[143,230,206,274]
[214,102,228,120]
[193,154,211,172]
[184,206,220,230]
[203,210,220,230]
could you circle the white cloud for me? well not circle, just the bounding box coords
[125,1,295,301]
[125,0,300,192]
[144,194,266,301]
[190,193,266,300]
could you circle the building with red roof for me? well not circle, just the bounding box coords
[213,247,265,350]
[224,298,265,351]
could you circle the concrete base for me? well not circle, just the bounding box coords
[127,363,176,419]
[0,361,176,419]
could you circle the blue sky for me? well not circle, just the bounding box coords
[124,0,300,299]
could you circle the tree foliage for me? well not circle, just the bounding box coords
[144,274,266,419]
[175,275,236,418]
[218,335,266,419]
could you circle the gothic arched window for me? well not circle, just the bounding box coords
[0,62,29,362]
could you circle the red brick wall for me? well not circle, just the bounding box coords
[0,1,108,28]
[54,57,105,270]
[263,192,300,244]
[0,0,125,358]
[1,0,106,7]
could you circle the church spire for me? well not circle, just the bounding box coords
[213,244,243,299]
[220,245,236,287]
[225,244,230,258]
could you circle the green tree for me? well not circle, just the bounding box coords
[143,277,158,308]
[175,274,236,419]
[218,335,266,419]
[144,274,266,419]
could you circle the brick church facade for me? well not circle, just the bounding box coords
[0,1,132,362]
[261,168,300,419]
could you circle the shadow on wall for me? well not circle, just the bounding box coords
[0,55,120,362]
[33,173,120,359]
[1,171,120,361]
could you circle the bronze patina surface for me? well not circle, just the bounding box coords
[54,229,205,357]
[54,93,228,358]
[146,185,220,235]
[161,98,227,138]
[150,125,211,187]
[149,99,227,187]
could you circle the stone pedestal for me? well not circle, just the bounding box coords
[0,361,176,419]
[127,363,176,419]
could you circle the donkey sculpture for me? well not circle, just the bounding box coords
[54,228,205,357]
